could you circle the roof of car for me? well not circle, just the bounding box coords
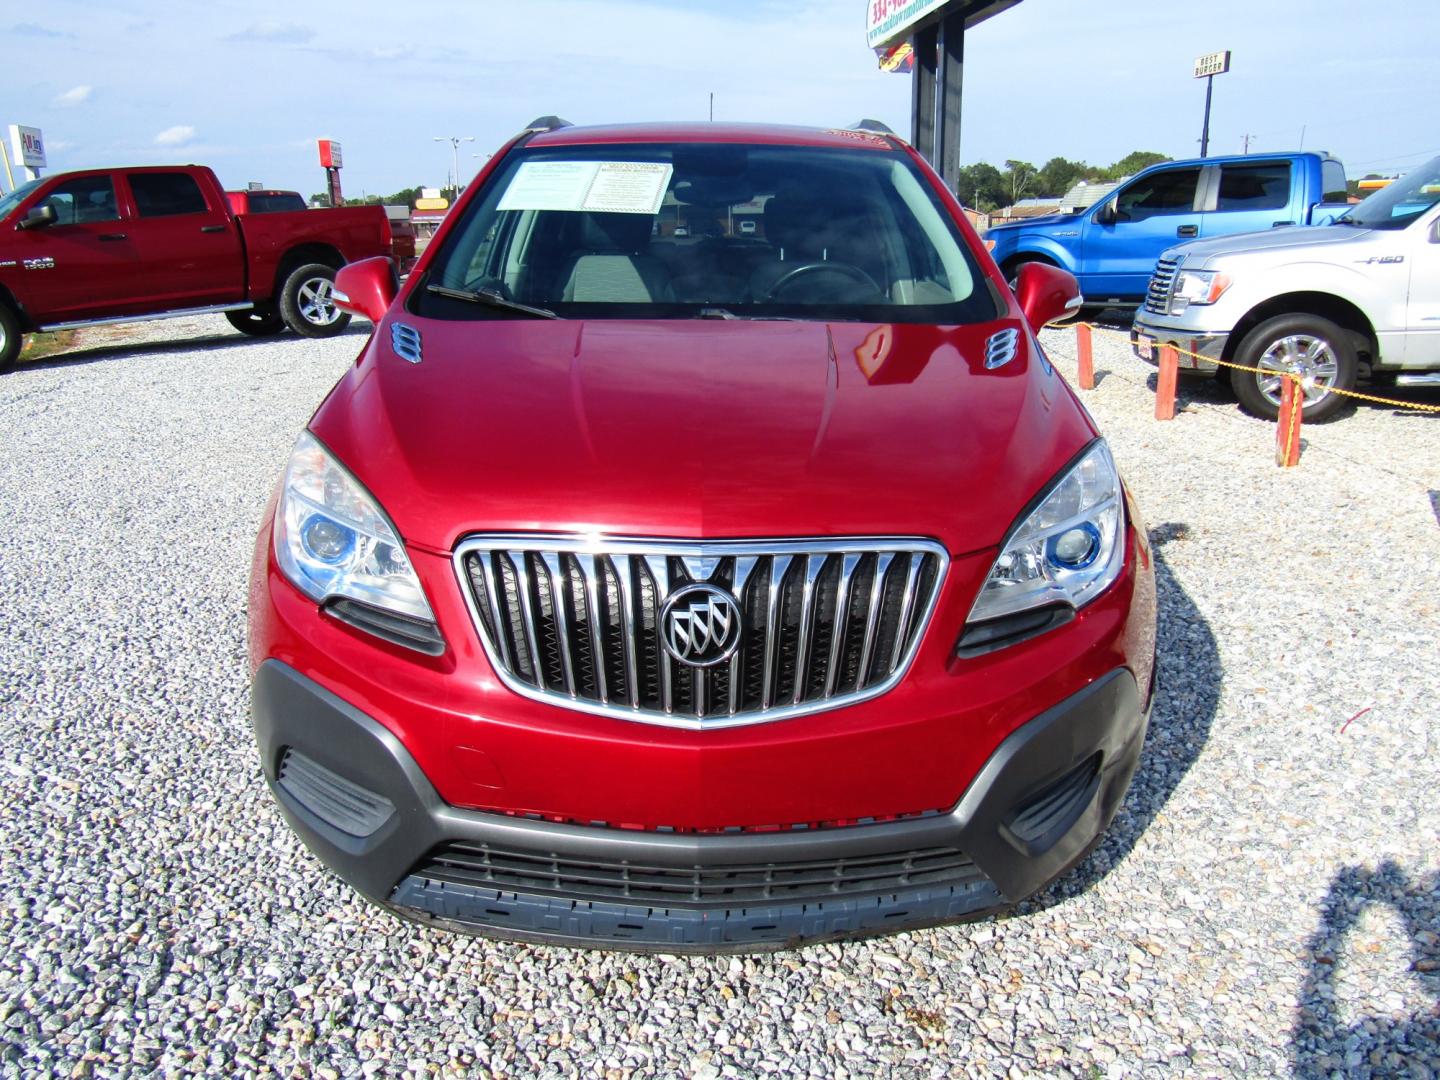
[527,122,899,151]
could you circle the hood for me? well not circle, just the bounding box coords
[311,317,1095,556]
[1169,222,1372,265]
[985,213,1077,235]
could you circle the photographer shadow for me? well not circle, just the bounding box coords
[1292,861,1440,1077]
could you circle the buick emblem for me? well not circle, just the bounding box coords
[660,585,743,667]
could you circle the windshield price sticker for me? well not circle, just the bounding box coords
[499,161,673,215]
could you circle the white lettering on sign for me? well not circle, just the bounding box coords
[1193,50,1231,78]
[866,0,948,48]
[498,161,673,215]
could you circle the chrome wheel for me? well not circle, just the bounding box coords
[1255,334,1339,406]
[297,277,341,326]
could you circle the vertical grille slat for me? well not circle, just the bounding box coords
[824,553,861,698]
[457,538,946,728]
[762,555,794,710]
[504,551,544,687]
[857,552,895,688]
[580,555,609,705]
[539,553,577,696]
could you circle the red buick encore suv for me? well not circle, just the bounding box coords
[249,121,1157,951]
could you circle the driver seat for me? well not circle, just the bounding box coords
[748,192,878,301]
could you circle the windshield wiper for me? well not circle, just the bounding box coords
[427,284,558,319]
[694,307,800,322]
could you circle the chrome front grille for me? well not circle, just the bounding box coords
[1143,257,1180,315]
[454,537,948,729]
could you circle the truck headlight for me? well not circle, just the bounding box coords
[965,440,1125,626]
[1172,269,1232,306]
[273,432,436,624]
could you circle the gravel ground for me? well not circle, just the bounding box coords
[0,315,1436,1079]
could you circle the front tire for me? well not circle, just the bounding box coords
[1232,313,1356,422]
[226,306,286,337]
[0,305,20,373]
[279,263,351,338]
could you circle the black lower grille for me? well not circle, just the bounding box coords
[277,748,395,838]
[407,839,985,908]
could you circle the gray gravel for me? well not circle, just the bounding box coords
[0,315,1436,1078]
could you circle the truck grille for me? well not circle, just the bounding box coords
[1143,256,1180,315]
[454,537,947,729]
[407,838,984,907]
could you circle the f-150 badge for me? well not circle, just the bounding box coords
[22,256,55,270]
[1355,255,1404,265]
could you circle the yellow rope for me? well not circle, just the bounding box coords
[1070,321,1440,415]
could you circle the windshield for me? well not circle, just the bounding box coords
[414,141,999,324]
[0,179,42,222]
[1342,156,1440,230]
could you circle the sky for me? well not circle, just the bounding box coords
[5,0,1435,199]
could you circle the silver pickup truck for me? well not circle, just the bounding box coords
[1131,155,1440,421]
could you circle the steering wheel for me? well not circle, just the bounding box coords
[763,262,881,302]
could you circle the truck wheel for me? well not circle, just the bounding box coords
[0,305,20,373]
[1232,314,1356,422]
[280,263,351,338]
[226,306,286,337]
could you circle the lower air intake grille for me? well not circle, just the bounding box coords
[454,536,947,728]
[277,748,395,838]
[407,839,985,908]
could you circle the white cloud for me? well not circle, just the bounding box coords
[154,125,196,147]
[53,85,93,108]
[225,22,314,43]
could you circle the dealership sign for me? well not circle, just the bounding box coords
[866,0,951,48]
[8,125,45,169]
[317,139,343,169]
[1193,50,1231,78]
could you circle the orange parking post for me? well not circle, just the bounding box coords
[1075,323,1095,390]
[1276,376,1303,467]
[1155,345,1178,420]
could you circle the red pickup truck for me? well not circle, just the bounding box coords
[0,164,393,371]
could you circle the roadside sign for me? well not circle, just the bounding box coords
[1193,51,1231,78]
[421,187,441,200]
[247,181,263,190]
[8,124,45,177]
[317,139,343,169]
[414,197,449,211]
[867,0,949,48]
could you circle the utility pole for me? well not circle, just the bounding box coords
[709,93,714,122]
[1241,133,1254,154]
[434,135,474,195]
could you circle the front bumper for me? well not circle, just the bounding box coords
[252,658,1151,952]
[1131,316,1228,374]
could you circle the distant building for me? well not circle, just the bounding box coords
[1059,179,1124,213]
[994,196,1061,221]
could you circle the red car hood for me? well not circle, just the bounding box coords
[311,317,1095,555]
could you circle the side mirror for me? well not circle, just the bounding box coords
[333,256,398,322]
[1094,200,1116,226]
[1015,261,1083,332]
[18,204,56,230]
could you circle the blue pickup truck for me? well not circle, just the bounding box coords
[984,152,1350,309]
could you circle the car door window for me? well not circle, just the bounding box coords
[1115,168,1201,221]
[1215,162,1291,212]
[40,176,119,225]
[129,172,210,217]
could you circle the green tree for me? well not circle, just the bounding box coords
[1035,157,1092,197]
[957,162,1006,212]
[309,192,332,208]
[1104,151,1171,180]
[1003,160,1038,205]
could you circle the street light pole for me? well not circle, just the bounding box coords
[434,136,474,195]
